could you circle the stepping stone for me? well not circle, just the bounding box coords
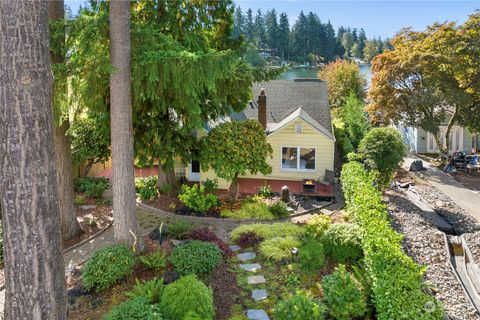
[247,309,270,320]
[229,245,241,252]
[247,275,266,285]
[252,289,268,301]
[79,205,97,211]
[240,263,262,272]
[171,240,185,247]
[237,252,256,261]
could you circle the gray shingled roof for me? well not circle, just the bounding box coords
[232,79,332,134]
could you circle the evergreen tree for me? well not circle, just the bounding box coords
[245,8,255,42]
[277,12,290,60]
[232,6,245,39]
[254,9,267,49]
[265,9,279,54]
[357,28,367,59]
[291,11,309,61]
[306,12,324,58]
[383,38,394,50]
[352,28,358,43]
[324,21,336,61]
[335,26,347,57]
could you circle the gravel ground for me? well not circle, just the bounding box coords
[413,183,480,234]
[463,232,480,265]
[386,188,480,320]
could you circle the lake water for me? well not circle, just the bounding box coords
[278,64,372,86]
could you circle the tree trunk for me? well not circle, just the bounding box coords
[230,174,240,200]
[433,133,446,156]
[83,160,94,177]
[49,0,82,242]
[0,1,68,318]
[109,0,143,253]
[157,163,176,189]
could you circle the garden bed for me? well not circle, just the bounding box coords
[65,210,376,319]
[63,193,113,250]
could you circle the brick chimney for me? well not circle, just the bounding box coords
[257,88,267,129]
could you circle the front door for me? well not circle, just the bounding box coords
[189,160,200,182]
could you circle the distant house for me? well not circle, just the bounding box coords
[396,112,479,154]
[184,79,335,197]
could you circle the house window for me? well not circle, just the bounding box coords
[295,124,302,133]
[282,147,316,171]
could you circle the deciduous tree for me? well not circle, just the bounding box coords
[318,59,366,113]
[200,120,273,200]
[0,1,67,318]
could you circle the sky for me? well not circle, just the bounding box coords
[65,1,479,39]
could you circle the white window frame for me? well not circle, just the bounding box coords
[295,124,302,134]
[280,146,316,172]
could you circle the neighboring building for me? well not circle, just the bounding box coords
[185,79,336,196]
[396,113,479,154]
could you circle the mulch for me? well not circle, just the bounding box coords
[207,261,242,320]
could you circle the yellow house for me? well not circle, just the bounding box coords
[184,79,335,196]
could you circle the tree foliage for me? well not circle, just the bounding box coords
[357,127,406,186]
[368,13,480,154]
[318,59,366,112]
[59,0,282,181]
[200,120,273,199]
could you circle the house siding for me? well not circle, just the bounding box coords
[243,118,334,182]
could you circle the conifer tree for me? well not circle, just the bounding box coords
[254,9,267,49]
[277,13,290,60]
[265,9,279,54]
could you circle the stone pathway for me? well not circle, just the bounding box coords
[235,249,270,320]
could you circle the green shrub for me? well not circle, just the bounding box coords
[299,239,325,273]
[341,161,443,319]
[166,219,194,239]
[230,222,304,242]
[357,127,406,187]
[74,177,109,198]
[161,274,214,320]
[257,185,274,197]
[74,195,87,206]
[169,240,222,276]
[178,184,218,213]
[135,176,159,201]
[274,291,325,320]
[182,311,204,320]
[322,223,363,263]
[322,264,366,320]
[221,202,276,220]
[202,178,218,193]
[103,297,163,320]
[305,214,333,238]
[125,278,165,303]
[268,201,289,217]
[259,236,301,262]
[82,245,134,292]
[138,250,167,270]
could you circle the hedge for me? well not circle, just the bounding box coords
[341,162,443,319]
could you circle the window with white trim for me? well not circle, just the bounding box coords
[295,124,302,133]
[281,147,315,170]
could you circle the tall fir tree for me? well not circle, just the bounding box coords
[265,9,279,54]
[291,10,309,61]
[254,9,267,49]
[357,28,367,59]
[324,21,336,61]
[244,8,255,42]
[277,12,290,60]
[232,6,245,39]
